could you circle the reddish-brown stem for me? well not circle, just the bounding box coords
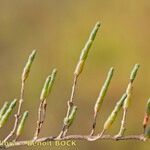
[33,98,46,141]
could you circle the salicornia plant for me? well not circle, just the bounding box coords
[0,22,149,149]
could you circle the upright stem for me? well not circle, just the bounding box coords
[143,114,149,134]
[42,100,47,124]
[67,75,78,118]
[90,67,114,136]
[33,99,45,141]
[58,75,78,138]
[4,81,25,142]
[33,69,57,141]
[116,108,127,138]
[90,113,97,136]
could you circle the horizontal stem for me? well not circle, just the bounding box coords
[1,134,146,149]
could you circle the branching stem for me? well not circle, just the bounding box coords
[4,81,25,142]
[59,75,78,138]
[0,134,146,149]
[33,99,46,140]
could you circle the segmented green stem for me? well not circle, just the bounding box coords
[16,111,29,141]
[116,64,140,137]
[90,67,114,136]
[99,94,127,137]
[0,102,9,122]
[34,69,57,140]
[4,50,36,142]
[59,22,100,138]
[0,99,17,128]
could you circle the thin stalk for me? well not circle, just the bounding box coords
[99,129,106,138]
[4,82,25,142]
[33,99,45,141]
[59,22,100,138]
[90,67,114,136]
[116,108,127,138]
[90,113,97,136]
[58,75,78,138]
[34,69,57,140]
[116,64,140,137]
[34,99,47,140]
[4,50,36,142]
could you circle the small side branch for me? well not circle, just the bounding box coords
[116,108,127,138]
[67,75,78,118]
[33,99,45,140]
[59,75,78,137]
[33,69,57,140]
[4,50,36,142]
[90,67,114,136]
[90,113,97,136]
[4,82,25,142]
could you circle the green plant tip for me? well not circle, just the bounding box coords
[0,99,17,128]
[130,64,140,83]
[0,101,9,121]
[40,68,57,100]
[22,50,37,82]
[94,67,114,114]
[47,68,57,96]
[40,75,51,100]
[74,22,101,77]
[29,50,36,61]
[103,93,127,130]
[16,111,29,137]
[8,99,17,109]
[64,106,77,127]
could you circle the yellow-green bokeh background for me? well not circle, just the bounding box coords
[0,0,150,150]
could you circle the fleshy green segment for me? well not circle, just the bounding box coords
[40,75,51,100]
[103,94,127,130]
[0,99,17,128]
[123,83,132,109]
[22,50,36,82]
[0,101,9,121]
[74,22,101,77]
[16,111,28,137]
[130,64,140,83]
[40,69,57,100]
[146,98,150,116]
[64,106,77,127]
[47,69,57,97]
[123,64,140,109]
[94,67,114,114]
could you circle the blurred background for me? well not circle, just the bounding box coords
[0,0,150,149]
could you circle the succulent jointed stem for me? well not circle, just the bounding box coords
[0,23,149,149]
[59,22,101,138]
[90,67,114,136]
[116,64,140,137]
[16,111,29,141]
[34,69,57,140]
[4,50,36,142]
